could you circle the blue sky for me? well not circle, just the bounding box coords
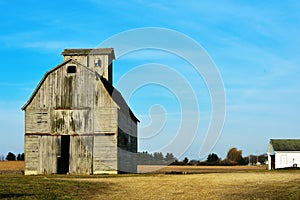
[0,0,300,160]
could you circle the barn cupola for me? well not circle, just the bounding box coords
[62,48,115,85]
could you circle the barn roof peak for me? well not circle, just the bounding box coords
[62,48,115,58]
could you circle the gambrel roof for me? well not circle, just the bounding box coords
[21,59,139,122]
[21,59,74,110]
[99,75,139,122]
[270,139,300,151]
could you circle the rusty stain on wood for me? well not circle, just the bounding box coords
[22,48,139,175]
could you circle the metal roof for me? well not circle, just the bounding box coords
[62,48,115,59]
[270,139,300,151]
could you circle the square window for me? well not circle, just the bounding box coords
[94,59,101,67]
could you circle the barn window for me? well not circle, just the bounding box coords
[94,59,101,67]
[128,135,131,144]
[124,135,129,145]
[67,65,76,73]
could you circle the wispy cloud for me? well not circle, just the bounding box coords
[22,41,70,50]
[0,31,93,51]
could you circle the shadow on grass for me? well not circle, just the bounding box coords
[276,167,300,170]
[0,175,114,199]
[0,194,33,198]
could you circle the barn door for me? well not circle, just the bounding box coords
[57,135,70,174]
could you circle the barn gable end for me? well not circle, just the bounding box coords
[22,48,139,175]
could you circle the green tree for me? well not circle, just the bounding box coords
[153,152,164,164]
[165,153,176,163]
[17,153,25,161]
[206,153,220,163]
[137,151,154,165]
[183,157,189,164]
[6,152,16,161]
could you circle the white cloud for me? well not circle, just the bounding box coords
[0,31,93,51]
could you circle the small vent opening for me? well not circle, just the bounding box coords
[94,59,101,67]
[67,65,76,73]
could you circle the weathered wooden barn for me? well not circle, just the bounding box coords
[267,139,300,170]
[22,48,139,175]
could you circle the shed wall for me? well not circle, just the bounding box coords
[118,111,137,173]
[275,151,300,169]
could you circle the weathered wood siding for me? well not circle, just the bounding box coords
[24,51,137,175]
[117,148,137,173]
[88,54,113,83]
[93,78,119,173]
[118,111,137,138]
[118,111,138,173]
[64,54,113,84]
[69,135,93,174]
[24,135,60,175]
[25,135,96,175]
[93,135,117,174]
[24,135,39,175]
[37,135,60,174]
[25,61,95,134]
[64,55,87,67]
[52,109,92,134]
[24,61,98,175]
[94,80,119,133]
[94,108,118,133]
[25,110,50,134]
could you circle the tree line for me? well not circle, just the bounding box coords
[0,152,24,161]
[138,152,176,165]
[200,147,267,166]
[138,147,267,166]
[1,147,267,166]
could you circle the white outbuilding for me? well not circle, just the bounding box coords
[267,139,300,170]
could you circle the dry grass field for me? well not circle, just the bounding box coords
[0,161,24,174]
[138,164,267,173]
[0,161,266,174]
[0,162,299,199]
[0,171,299,199]
[86,172,300,199]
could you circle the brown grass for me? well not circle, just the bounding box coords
[62,171,300,200]
[0,168,299,199]
[0,162,266,174]
[138,164,267,173]
[0,161,24,171]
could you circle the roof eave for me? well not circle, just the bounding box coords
[61,48,115,59]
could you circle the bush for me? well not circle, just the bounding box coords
[17,153,25,161]
[206,153,220,163]
[6,152,16,161]
[226,147,247,165]
[183,157,189,164]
